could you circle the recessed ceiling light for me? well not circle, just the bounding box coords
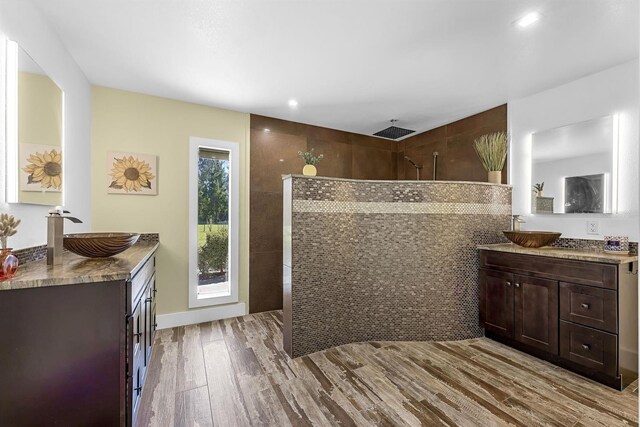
[288,99,298,108]
[264,128,270,132]
[515,11,540,28]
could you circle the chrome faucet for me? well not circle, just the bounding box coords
[512,215,525,232]
[47,206,83,266]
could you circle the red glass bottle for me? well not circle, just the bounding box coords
[0,248,19,281]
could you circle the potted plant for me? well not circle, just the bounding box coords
[533,182,544,197]
[297,148,324,176]
[0,213,20,281]
[473,131,508,184]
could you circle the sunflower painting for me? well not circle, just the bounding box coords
[107,151,158,195]
[20,144,62,192]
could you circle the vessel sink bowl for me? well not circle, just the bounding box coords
[63,232,140,258]
[503,231,561,248]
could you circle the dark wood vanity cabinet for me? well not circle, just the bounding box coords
[479,269,513,337]
[128,257,157,425]
[514,274,558,354]
[480,269,558,354]
[0,249,157,426]
[479,249,638,390]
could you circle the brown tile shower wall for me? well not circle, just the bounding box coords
[283,175,512,358]
[398,105,507,183]
[250,107,507,313]
[249,115,397,313]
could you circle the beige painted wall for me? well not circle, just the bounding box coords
[91,86,250,315]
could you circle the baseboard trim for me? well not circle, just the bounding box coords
[156,302,246,329]
[620,347,639,373]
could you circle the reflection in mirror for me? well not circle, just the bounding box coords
[531,115,618,215]
[5,40,63,206]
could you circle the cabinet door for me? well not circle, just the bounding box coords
[131,298,143,366]
[150,275,157,347]
[480,269,514,337]
[144,285,153,366]
[514,274,558,354]
[139,290,149,382]
[131,299,145,421]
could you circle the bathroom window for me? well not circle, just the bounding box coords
[189,137,239,308]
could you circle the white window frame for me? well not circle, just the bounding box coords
[188,137,239,308]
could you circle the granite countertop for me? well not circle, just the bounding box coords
[0,242,159,291]
[478,243,638,265]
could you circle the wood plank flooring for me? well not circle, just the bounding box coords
[137,311,638,427]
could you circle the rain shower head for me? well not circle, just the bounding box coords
[374,119,415,140]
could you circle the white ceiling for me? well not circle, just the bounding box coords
[18,46,45,75]
[31,0,639,138]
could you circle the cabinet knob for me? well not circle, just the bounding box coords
[506,281,512,287]
[514,283,520,288]
[580,303,590,309]
[582,344,591,351]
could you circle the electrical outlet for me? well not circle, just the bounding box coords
[587,220,599,235]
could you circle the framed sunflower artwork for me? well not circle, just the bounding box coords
[107,151,158,195]
[19,143,63,192]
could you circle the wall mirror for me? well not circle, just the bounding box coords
[531,115,618,215]
[5,40,63,206]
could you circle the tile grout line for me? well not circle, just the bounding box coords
[198,322,217,427]
[221,319,255,425]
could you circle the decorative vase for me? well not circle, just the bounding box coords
[537,190,544,197]
[0,248,19,281]
[488,171,502,184]
[302,164,317,176]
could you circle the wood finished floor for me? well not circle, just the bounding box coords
[137,311,638,427]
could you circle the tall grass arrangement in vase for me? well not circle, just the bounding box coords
[473,132,508,184]
[0,213,20,250]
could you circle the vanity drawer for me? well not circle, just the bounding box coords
[560,321,617,377]
[131,254,155,308]
[560,282,617,333]
[480,251,617,289]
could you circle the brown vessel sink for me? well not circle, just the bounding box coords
[63,232,140,258]
[503,231,561,248]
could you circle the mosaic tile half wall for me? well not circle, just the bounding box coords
[283,175,512,358]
